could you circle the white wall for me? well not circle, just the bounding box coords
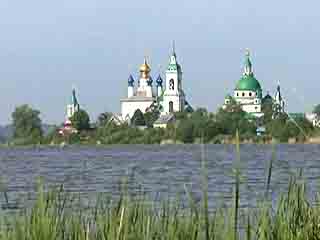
[242,104,261,113]
[162,93,185,114]
[234,90,257,98]
[121,100,154,119]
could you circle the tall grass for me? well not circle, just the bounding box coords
[0,146,319,239]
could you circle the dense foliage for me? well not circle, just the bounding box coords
[70,109,90,131]
[131,109,146,126]
[8,101,320,145]
[11,104,43,144]
[313,104,320,117]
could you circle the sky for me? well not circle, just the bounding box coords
[0,0,319,124]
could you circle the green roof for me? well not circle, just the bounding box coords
[235,74,262,92]
[167,53,182,72]
[167,63,181,72]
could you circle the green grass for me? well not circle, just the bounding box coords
[0,144,319,239]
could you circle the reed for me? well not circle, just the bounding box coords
[0,147,319,239]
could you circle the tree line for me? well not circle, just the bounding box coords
[8,102,320,145]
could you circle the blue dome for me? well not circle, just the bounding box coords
[156,75,163,86]
[128,75,134,86]
[147,77,153,86]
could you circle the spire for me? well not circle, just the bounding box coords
[70,87,78,106]
[169,41,178,65]
[275,81,282,102]
[277,80,281,92]
[172,40,176,57]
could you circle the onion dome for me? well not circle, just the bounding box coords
[128,74,134,87]
[156,74,163,86]
[235,50,262,93]
[235,75,262,91]
[139,57,151,73]
[262,92,273,104]
[147,77,153,86]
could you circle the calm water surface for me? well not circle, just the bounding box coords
[0,144,319,209]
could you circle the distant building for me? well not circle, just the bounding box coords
[153,114,175,128]
[224,50,286,118]
[272,82,286,117]
[223,50,264,118]
[59,88,80,135]
[67,88,80,119]
[256,126,266,136]
[306,113,320,127]
[120,43,192,124]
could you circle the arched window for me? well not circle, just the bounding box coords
[169,79,174,90]
[169,101,174,113]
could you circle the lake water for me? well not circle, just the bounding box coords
[0,144,319,210]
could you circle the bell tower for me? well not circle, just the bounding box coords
[163,42,185,114]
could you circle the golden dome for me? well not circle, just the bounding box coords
[139,57,151,73]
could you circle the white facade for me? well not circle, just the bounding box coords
[157,85,163,97]
[121,98,155,120]
[306,113,320,127]
[127,86,134,98]
[66,88,80,119]
[234,90,262,116]
[121,58,157,120]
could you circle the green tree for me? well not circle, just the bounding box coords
[215,100,256,136]
[97,112,113,127]
[313,104,320,117]
[12,104,43,142]
[70,109,90,131]
[144,110,160,128]
[262,100,274,123]
[131,109,146,126]
[266,114,313,142]
[177,119,194,143]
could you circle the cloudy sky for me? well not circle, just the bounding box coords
[0,0,319,124]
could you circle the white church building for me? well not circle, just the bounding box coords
[223,50,264,117]
[120,45,192,122]
[223,50,286,118]
[59,88,80,135]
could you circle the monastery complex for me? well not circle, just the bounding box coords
[59,45,319,133]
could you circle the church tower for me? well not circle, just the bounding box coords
[67,88,80,119]
[163,43,185,114]
[273,81,285,115]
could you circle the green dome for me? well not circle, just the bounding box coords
[235,74,262,91]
